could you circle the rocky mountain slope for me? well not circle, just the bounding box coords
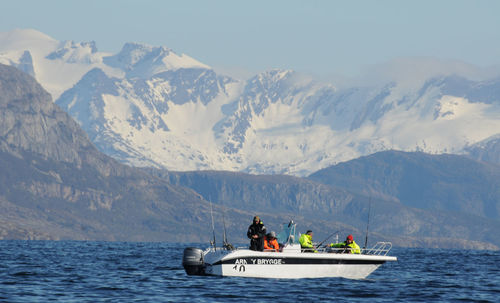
[465,135,500,165]
[0,63,244,242]
[146,167,500,250]
[1,29,499,176]
[1,63,499,249]
[308,150,500,220]
[0,63,366,243]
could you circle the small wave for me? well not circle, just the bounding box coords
[11,271,37,277]
[154,265,182,270]
[117,266,138,271]
[94,286,126,291]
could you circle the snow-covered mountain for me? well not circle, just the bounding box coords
[2,29,500,175]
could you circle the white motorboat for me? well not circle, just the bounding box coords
[182,221,397,279]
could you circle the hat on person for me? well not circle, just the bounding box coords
[306,230,313,235]
[253,216,260,222]
[268,231,276,239]
[347,234,353,241]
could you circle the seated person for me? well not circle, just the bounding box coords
[263,231,280,251]
[299,230,317,252]
[329,234,361,254]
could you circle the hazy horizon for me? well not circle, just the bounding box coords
[2,0,499,82]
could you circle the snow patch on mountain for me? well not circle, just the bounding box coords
[0,50,35,77]
[98,80,244,171]
[0,30,151,99]
[2,29,500,176]
[0,29,58,53]
[103,43,210,79]
[46,40,100,64]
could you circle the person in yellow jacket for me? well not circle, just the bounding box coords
[299,230,317,252]
[329,234,361,254]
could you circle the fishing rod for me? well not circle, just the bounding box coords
[316,229,342,248]
[220,199,234,250]
[222,205,228,246]
[209,198,216,250]
[364,196,372,249]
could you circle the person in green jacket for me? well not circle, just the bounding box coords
[330,234,361,254]
[299,230,317,252]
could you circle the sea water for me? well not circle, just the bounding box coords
[0,241,499,302]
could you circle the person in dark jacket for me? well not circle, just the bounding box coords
[247,216,267,251]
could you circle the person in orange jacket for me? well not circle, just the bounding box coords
[263,231,280,252]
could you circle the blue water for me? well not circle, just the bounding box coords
[0,241,499,302]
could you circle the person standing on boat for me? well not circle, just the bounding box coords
[299,230,317,252]
[263,231,280,252]
[329,234,361,254]
[247,216,267,251]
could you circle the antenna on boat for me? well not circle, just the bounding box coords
[209,197,216,250]
[364,196,372,249]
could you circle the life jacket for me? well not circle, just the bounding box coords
[330,240,361,254]
[247,221,266,239]
[263,236,280,251]
[299,234,313,248]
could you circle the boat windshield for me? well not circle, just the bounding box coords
[277,221,298,245]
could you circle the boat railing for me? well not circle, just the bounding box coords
[205,246,238,253]
[310,246,355,254]
[206,241,392,256]
[307,241,392,255]
[362,242,392,256]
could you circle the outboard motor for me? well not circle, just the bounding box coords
[182,247,205,275]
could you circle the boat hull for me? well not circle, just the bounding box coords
[200,249,396,279]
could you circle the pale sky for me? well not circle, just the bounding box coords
[2,0,499,80]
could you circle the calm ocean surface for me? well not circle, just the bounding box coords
[0,241,499,302]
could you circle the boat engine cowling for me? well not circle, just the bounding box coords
[182,247,205,275]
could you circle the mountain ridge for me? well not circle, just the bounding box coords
[0,63,370,246]
[0,63,248,242]
[145,153,500,249]
[1,62,500,249]
[2,29,500,175]
[308,150,500,220]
